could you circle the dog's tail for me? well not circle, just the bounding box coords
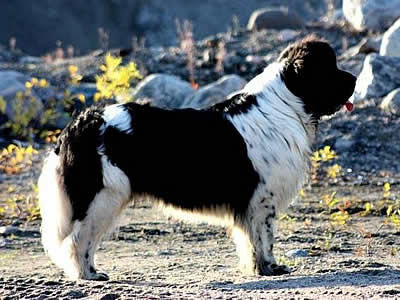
[39,106,107,274]
[38,150,73,269]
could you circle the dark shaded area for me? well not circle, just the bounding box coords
[0,0,331,55]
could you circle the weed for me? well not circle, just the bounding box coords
[381,183,400,230]
[311,146,342,184]
[176,19,198,89]
[0,183,40,223]
[98,27,110,51]
[0,144,38,175]
[68,65,83,85]
[9,37,16,53]
[132,36,146,53]
[40,129,61,144]
[317,231,336,251]
[277,256,300,267]
[215,41,227,75]
[94,53,142,102]
[0,77,57,141]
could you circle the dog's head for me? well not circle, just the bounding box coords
[278,36,356,119]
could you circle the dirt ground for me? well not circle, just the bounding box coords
[1,177,400,299]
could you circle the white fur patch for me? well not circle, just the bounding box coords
[102,104,133,134]
[229,62,314,213]
[101,155,131,198]
[158,202,234,227]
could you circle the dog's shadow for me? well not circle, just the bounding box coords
[207,268,400,291]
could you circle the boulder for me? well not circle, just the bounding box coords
[380,18,400,57]
[380,88,400,114]
[182,75,247,109]
[343,0,400,31]
[342,36,382,58]
[0,71,43,123]
[353,54,400,101]
[247,8,305,31]
[131,74,195,109]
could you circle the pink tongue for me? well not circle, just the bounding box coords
[345,101,354,112]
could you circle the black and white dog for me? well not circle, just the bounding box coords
[39,37,356,280]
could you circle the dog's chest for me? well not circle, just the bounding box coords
[228,106,311,211]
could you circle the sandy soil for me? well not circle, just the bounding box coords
[1,182,400,299]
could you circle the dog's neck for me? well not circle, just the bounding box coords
[224,63,315,212]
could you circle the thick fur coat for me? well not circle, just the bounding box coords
[39,37,356,280]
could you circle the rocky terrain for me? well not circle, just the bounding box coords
[1,0,336,55]
[2,1,400,299]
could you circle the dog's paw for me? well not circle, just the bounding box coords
[85,269,110,281]
[84,272,109,281]
[256,262,291,276]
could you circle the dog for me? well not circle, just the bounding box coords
[38,36,356,280]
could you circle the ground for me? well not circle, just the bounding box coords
[1,174,400,299]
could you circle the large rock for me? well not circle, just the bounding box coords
[343,0,400,31]
[380,18,400,57]
[182,75,247,109]
[353,54,400,101]
[247,8,305,31]
[0,71,43,123]
[342,36,382,58]
[131,74,194,109]
[380,88,400,115]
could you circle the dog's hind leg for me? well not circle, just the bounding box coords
[233,197,290,276]
[62,157,131,280]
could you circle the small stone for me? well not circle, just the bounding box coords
[0,237,9,247]
[285,249,308,258]
[380,88,400,115]
[0,226,21,236]
[63,290,85,298]
[99,293,119,300]
[19,56,42,64]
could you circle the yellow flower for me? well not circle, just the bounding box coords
[327,164,341,179]
[384,182,391,198]
[39,79,48,88]
[95,53,142,102]
[25,82,33,89]
[68,65,78,74]
[94,92,101,102]
[31,78,38,85]
[77,94,86,103]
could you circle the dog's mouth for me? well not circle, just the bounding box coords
[345,100,354,112]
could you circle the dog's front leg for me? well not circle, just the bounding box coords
[233,198,290,276]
